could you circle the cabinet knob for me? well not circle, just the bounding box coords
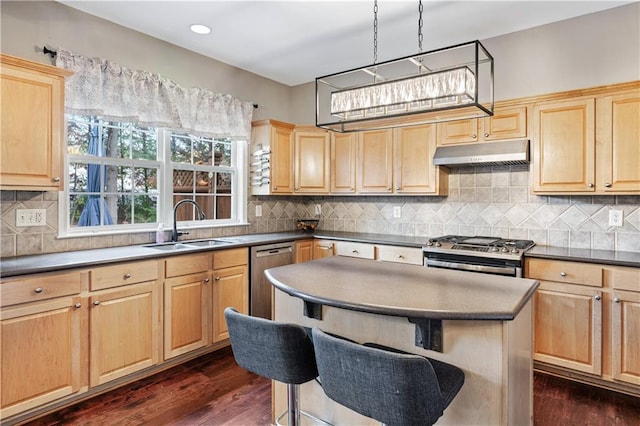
[594,295,601,301]
[560,272,567,277]
[93,300,101,306]
[395,186,400,190]
[605,183,612,188]
[351,250,359,254]
[484,133,489,138]
[273,186,278,190]
[588,183,594,188]
[295,187,299,190]
[34,287,43,294]
[52,177,61,182]
[396,254,404,259]
[204,278,210,283]
[74,303,82,309]
[472,134,477,139]
[614,297,621,303]
[350,187,354,191]
[123,273,132,279]
[215,276,221,281]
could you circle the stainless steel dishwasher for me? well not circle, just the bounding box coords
[250,242,294,319]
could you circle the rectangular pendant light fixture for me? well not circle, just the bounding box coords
[316,40,494,133]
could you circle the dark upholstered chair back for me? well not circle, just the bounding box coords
[312,327,465,426]
[224,307,318,384]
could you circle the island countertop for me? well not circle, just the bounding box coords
[265,256,539,321]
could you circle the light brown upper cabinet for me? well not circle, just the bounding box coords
[357,129,393,194]
[330,132,357,194]
[293,127,330,194]
[531,98,596,193]
[596,90,640,193]
[436,106,527,146]
[532,87,640,194]
[0,54,73,191]
[393,124,447,195]
[250,120,295,195]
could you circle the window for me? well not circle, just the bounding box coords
[61,115,247,237]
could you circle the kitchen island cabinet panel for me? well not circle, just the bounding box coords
[89,282,160,387]
[0,296,83,418]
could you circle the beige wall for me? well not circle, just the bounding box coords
[289,2,640,124]
[0,0,292,122]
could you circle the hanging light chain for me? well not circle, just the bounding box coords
[418,0,424,53]
[373,0,378,65]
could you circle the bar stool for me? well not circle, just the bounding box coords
[224,307,330,426]
[312,328,465,426]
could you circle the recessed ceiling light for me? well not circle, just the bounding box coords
[190,24,211,35]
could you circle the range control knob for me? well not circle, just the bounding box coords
[511,248,519,254]
[490,246,499,252]
[426,241,434,246]
[435,242,442,247]
[501,247,509,253]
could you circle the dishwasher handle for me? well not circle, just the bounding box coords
[255,245,293,257]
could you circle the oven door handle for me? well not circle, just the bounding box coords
[425,259,516,276]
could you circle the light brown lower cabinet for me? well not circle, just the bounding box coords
[526,257,640,394]
[312,239,335,259]
[89,281,161,387]
[0,295,83,418]
[212,264,248,342]
[294,239,314,263]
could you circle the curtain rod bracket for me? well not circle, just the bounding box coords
[43,46,57,59]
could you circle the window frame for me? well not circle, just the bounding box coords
[59,116,248,239]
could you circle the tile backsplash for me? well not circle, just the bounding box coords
[2,165,639,257]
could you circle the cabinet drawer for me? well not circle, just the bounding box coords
[608,266,640,293]
[91,260,159,291]
[526,258,603,287]
[376,245,423,265]
[165,253,210,278]
[0,271,82,307]
[334,241,375,259]
[213,248,248,269]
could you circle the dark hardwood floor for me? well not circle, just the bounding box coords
[26,347,640,425]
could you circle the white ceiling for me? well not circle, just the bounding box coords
[59,1,631,86]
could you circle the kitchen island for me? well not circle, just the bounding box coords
[266,256,539,425]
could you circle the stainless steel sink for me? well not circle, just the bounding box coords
[143,239,231,250]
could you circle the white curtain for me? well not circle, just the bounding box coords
[56,49,254,139]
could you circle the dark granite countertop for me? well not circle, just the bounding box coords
[266,256,539,320]
[525,245,640,268]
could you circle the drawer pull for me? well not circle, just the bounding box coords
[52,176,61,182]
[93,300,101,306]
[74,303,82,309]
[594,295,601,301]
[484,132,489,138]
[351,250,359,254]
[34,287,43,294]
[560,272,567,277]
[215,276,221,281]
[614,297,621,303]
[204,278,210,283]
[396,254,404,259]
[123,273,132,279]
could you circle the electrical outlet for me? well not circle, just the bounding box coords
[393,206,401,219]
[315,204,322,216]
[609,209,623,227]
[16,209,47,227]
[255,205,262,217]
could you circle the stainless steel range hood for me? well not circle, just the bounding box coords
[433,139,530,167]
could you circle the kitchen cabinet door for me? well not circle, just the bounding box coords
[436,118,479,145]
[534,281,602,375]
[531,98,596,193]
[394,124,447,195]
[612,290,640,385]
[250,120,295,195]
[212,264,248,343]
[89,282,161,387]
[294,129,330,194]
[0,296,84,418]
[164,272,211,359]
[435,106,528,146]
[331,132,357,194]
[294,239,313,263]
[596,90,640,193]
[271,123,295,194]
[0,54,73,191]
[357,129,393,194]
[313,239,334,259]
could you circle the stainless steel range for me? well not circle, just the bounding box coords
[423,235,535,277]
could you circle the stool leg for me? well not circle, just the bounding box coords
[287,383,300,426]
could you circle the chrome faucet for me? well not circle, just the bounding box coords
[172,199,206,242]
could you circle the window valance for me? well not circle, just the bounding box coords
[56,49,254,139]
